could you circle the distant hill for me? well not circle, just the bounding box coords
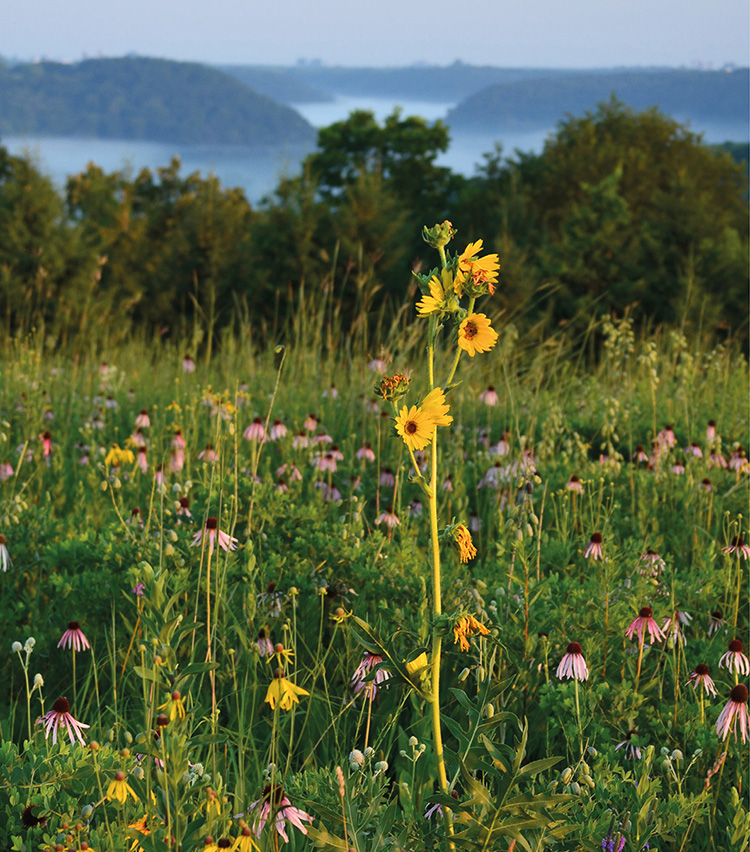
[446,68,749,131]
[218,65,332,104]
[0,57,315,145]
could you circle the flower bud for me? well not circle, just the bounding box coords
[11,641,22,653]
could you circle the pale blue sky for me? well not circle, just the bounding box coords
[5,0,748,68]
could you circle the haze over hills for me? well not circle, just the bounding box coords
[0,57,315,145]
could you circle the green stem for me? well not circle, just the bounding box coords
[444,297,475,388]
[574,678,583,758]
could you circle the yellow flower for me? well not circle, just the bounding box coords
[454,239,500,297]
[232,826,260,851]
[394,387,453,452]
[453,615,490,652]
[105,444,135,467]
[406,652,429,676]
[416,275,446,316]
[265,671,310,711]
[455,525,477,563]
[458,313,498,357]
[157,690,186,721]
[266,643,294,667]
[107,771,138,804]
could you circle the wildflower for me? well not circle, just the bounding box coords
[556,642,589,681]
[313,430,332,445]
[442,474,453,492]
[0,462,14,481]
[615,729,642,760]
[416,275,450,316]
[639,549,665,578]
[105,444,135,468]
[698,477,713,493]
[688,663,717,696]
[706,420,716,444]
[722,536,750,559]
[632,445,649,464]
[469,514,481,532]
[248,784,313,843]
[182,354,195,373]
[257,581,285,617]
[685,442,703,458]
[256,629,273,657]
[323,384,338,399]
[454,239,500,296]
[137,446,148,473]
[313,452,337,473]
[176,496,192,518]
[38,696,90,745]
[351,652,390,699]
[409,499,423,517]
[135,409,150,429]
[130,428,147,448]
[457,313,498,357]
[625,606,665,644]
[232,824,260,851]
[479,385,499,406]
[566,474,584,494]
[584,532,604,560]
[191,518,238,557]
[356,443,375,462]
[380,467,395,487]
[376,507,400,529]
[368,356,388,372]
[454,524,477,562]
[601,832,626,852]
[244,417,266,442]
[716,683,749,743]
[107,770,138,804]
[671,461,685,474]
[132,582,146,596]
[709,608,725,636]
[729,447,749,472]
[292,431,309,449]
[719,639,750,676]
[57,621,91,652]
[269,419,287,440]
[662,611,690,648]
[708,451,727,469]
[453,614,490,652]
[198,444,218,462]
[303,413,318,432]
[0,534,11,572]
[276,462,302,482]
[40,430,52,464]
[264,669,309,711]
[267,643,294,667]
[158,690,186,721]
[657,425,676,449]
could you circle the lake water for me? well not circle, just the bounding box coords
[2,97,746,205]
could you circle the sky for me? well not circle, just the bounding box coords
[4,0,748,69]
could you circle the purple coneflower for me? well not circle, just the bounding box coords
[657,425,676,449]
[314,452,337,473]
[442,474,454,492]
[198,444,218,462]
[566,474,584,494]
[303,413,318,432]
[176,496,192,518]
[313,431,332,445]
[479,386,499,406]
[0,534,11,573]
[708,451,727,469]
[137,446,148,473]
[671,461,685,475]
[323,384,338,399]
[243,417,266,443]
[699,477,712,492]
[633,445,649,464]
[639,548,665,578]
[57,622,91,652]
[615,729,642,760]
[172,429,186,449]
[706,420,716,444]
[685,442,703,458]
[135,409,150,429]
[722,536,750,559]
[708,608,724,636]
[191,517,238,556]
[269,419,287,441]
[292,431,309,449]
[625,606,665,644]
[256,629,273,657]
[248,784,314,843]
[584,532,604,560]
[379,467,395,487]
[351,651,390,699]
[688,663,717,696]
[182,354,195,373]
[716,684,749,743]
[719,639,750,676]
[368,356,388,372]
[556,642,589,681]
[376,507,400,529]
[38,696,90,745]
[356,443,375,462]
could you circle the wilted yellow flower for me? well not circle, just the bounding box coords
[455,525,477,563]
[265,670,310,711]
[107,771,138,804]
[105,444,135,468]
[406,652,429,676]
[457,314,498,357]
[420,387,453,428]
[453,615,490,652]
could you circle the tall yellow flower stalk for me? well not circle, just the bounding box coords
[391,222,499,839]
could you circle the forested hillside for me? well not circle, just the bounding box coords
[0,57,315,145]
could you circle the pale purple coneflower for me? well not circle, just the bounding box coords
[367,356,388,372]
[322,483,341,502]
[134,409,150,429]
[40,431,52,463]
[176,496,192,518]
[276,462,302,482]
[243,417,266,443]
[257,582,285,617]
[248,785,314,843]
[356,443,375,463]
[38,696,90,746]
[313,452,337,473]
[625,606,666,644]
[0,534,11,572]
[313,431,332,445]
[292,431,309,449]
[198,444,218,462]
[469,514,481,532]
[130,428,146,448]
[706,420,716,444]
[478,430,491,448]
[322,384,338,399]
[329,444,344,461]
[104,395,118,410]
[661,612,689,648]
[0,463,14,481]
[584,532,604,560]
[169,449,185,472]
[632,445,649,464]
[379,467,395,487]
[657,425,676,449]
[191,517,238,556]
[275,478,289,494]
[685,442,703,458]
[303,413,318,432]
[556,642,589,681]
[699,477,713,493]
[269,419,287,441]
[351,651,390,699]
[719,639,750,676]
[366,400,380,414]
[708,452,727,469]
[722,536,750,559]
[128,506,143,527]
[479,386,499,406]
[172,429,186,449]
[57,621,91,652]
[688,663,717,696]
[493,430,511,457]
[376,507,400,529]
[716,684,749,743]
[671,462,686,475]
[729,448,749,473]
[409,499,424,517]
[182,354,195,373]
[615,729,642,760]
[639,549,665,577]
[442,474,453,492]
[137,446,148,473]
[256,629,273,657]
[478,462,503,489]
[708,608,725,636]
[153,464,166,487]
[566,475,584,494]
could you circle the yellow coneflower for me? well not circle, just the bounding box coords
[455,524,477,563]
[106,771,138,804]
[266,643,294,667]
[157,690,186,721]
[453,615,490,652]
[105,444,135,468]
[457,313,498,357]
[232,824,260,851]
[265,669,310,711]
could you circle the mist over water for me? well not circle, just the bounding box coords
[3,96,747,205]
